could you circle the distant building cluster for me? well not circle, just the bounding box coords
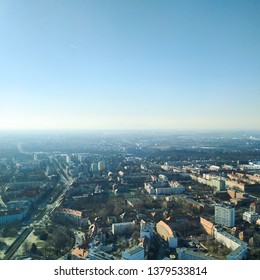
[1,136,260,261]
[144,175,185,196]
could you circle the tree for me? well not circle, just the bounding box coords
[30,243,38,254]
[39,231,48,241]
[131,231,140,245]
[23,241,30,255]
[0,240,6,250]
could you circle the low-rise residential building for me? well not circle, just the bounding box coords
[122,246,144,260]
[202,174,226,191]
[214,227,248,260]
[87,248,117,260]
[144,181,185,196]
[140,220,154,240]
[7,200,31,210]
[0,209,28,225]
[112,221,136,235]
[53,207,88,227]
[177,248,215,260]
[243,211,259,224]
[175,195,205,212]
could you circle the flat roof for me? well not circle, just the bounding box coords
[124,246,143,256]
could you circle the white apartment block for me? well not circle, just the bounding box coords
[214,227,247,260]
[215,204,235,227]
[243,211,259,224]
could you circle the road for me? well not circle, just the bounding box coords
[3,227,33,260]
[3,156,73,259]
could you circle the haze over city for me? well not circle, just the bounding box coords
[0,0,260,131]
[1,1,260,265]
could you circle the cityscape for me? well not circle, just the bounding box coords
[0,130,260,260]
[1,0,260,265]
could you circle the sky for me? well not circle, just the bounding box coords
[0,0,260,131]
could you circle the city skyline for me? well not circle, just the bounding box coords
[0,0,260,130]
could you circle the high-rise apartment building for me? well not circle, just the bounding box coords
[98,161,106,172]
[215,204,235,227]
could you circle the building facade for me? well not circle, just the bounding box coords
[112,221,136,235]
[53,208,88,227]
[249,201,260,214]
[177,248,215,260]
[140,220,154,239]
[215,204,235,227]
[214,227,247,260]
[243,211,259,224]
[0,209,27,225]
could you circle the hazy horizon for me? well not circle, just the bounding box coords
[1,0,260,130]
[1,127,260,135]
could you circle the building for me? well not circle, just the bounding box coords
[0,209,27,225]
[112,184,129,194]
[214,227,247,260]
[87,248,117,260]
[7,200,31,210]
[78,154,86,163]
[174,195,205,212]
[211,178,226,191]
[90,163,99,173]
[215,204,235,227]
[249,201,260,214]
[112,221,136,235]
[53,208,88,227]
[200,217,214,236]
[209,165,220,171]
[33,153,38,161]
[177,248,215,260]
[71,247,88,260]
[144,181,185,196]
[122,246,144,260]
[140,220,154,239]
[243,211,259,224]
[66,154,71,164]
[98,161,106,172]
[156,220,178,248]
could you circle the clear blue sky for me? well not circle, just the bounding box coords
[0,0,260,130]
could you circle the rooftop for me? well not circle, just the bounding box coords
[123,246,144,256]
[71,247,88,259]
[157,220,174,238]
[55,207,82,218]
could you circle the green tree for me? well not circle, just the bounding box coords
[30,243,38,254]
